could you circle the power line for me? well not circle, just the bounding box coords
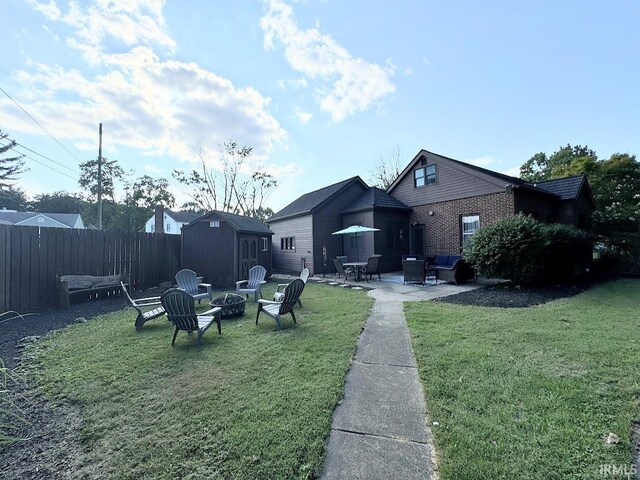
[13,141,80,174]
[0,84,83,164]
[0,141,78,182]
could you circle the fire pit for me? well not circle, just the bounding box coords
[210,293,246,318]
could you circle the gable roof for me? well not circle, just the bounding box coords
[533,175,594,202]
[342,187,412,214]
[165,209,201,223]
[267,176,368,222]
[0,211,82,227]
[184,210,273,235]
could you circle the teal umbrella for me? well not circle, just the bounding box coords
[332,225,380,262]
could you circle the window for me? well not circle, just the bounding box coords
[262,237,269,251]
[461,215,480,247]
[280,237,295,251]
[385,221,406,248]
[37,217,45,223]
[165,222,171,232]
[413,164,436,187]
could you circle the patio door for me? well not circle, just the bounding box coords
[239,236,258,279]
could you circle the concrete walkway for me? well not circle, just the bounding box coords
[318,275,503,479]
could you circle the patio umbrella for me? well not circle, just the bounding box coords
[332,225,380,262]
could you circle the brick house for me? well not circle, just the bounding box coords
[388,150,595,256]
[268,149,595,273]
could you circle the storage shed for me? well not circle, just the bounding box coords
[181,211,273,287]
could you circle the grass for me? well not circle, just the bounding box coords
[27,281,372,479]
[405,279,640,480]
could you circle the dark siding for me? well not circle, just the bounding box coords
[269,215,314,274]
[341,211,375,262]
[312,182,368,273]
[514,190,558,223]
[372,210,411,272]
[181,213,236,287]
[257,234,273,276]
[390,152,505,207]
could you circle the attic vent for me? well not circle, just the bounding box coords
[419,156,427,166]
[210,220,220,228]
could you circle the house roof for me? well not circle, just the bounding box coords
[165,209,201,223]
[342,187,412,214]
[386,149,592,202]
[184,210,273,235]
[267,176,368,222]
[533,175,590,200]
[0,211,82,227]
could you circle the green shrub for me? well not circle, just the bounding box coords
[464,214,590,284]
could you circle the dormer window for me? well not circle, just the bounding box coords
[414,164,436,187]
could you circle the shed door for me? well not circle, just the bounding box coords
[239,236,258,279]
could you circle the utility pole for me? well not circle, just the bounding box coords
[97,123,103,230]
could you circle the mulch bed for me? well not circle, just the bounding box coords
[437,275,611,308]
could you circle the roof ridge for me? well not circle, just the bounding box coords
[534,174,586,184]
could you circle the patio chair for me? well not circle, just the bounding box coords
[332,258,354,283]
[336,255,348,265]
[273,268,309,307]
[121,281,165,332]
[256,279,305,330]
[235,265,267,302]
[364,255,382,282]
[403,259,426,285]
[160,288,222,347]
[175,269,212,303]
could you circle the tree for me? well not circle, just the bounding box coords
[369,143,404,189]
[78,157,124,201]
[173,141,277,219]
[0,186,28,210]
[124,175,175,210]
[519,144,597,182]
[30,191,88,214]
[0,130,26,188]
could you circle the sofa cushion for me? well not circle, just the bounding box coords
[448,255,462,267]
[434,255,449,266]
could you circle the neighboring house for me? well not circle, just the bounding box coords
[268,149,595,274]
[145,207,200,235]
[181,210,273,287]
[387,150,595,256]
[0,210,85,229]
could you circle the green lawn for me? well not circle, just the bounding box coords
[405,279,640,480]
[27,282,372,479]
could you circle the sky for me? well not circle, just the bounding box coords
[1,0,639,212]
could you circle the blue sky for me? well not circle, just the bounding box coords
[2,0,639,211]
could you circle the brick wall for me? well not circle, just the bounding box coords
[411,192,514,255]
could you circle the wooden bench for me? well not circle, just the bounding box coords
[58,274,130,308]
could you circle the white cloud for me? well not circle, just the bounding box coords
[261,0,395,122]
[463,156,496,168]
[294,108,313,123]
[501,166,521,178]
[143,163,164,173]
[8,1,287,171]
[403,67,413,76]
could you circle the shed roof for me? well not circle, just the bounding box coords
[0,211,82,227]
[267,176,368,222]
[342,187,412,214]
[533,175,587,200]
[185,210,273,235]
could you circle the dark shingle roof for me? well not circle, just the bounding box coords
[342,187,412,214]
[0,211,82,227]
[166,210,201,223]
[533,175,587,200]
[216,211,273,234]
[267,176,367,222]
[184,210,273,234]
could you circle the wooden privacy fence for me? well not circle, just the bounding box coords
[0,225,181,313]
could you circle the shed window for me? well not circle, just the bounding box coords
[461,215,480,247]
[414,164,436,187]
[281,237,295,251]
[166,223,171,232]
[262,237,269,251]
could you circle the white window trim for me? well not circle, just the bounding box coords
[461,215,480,246]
